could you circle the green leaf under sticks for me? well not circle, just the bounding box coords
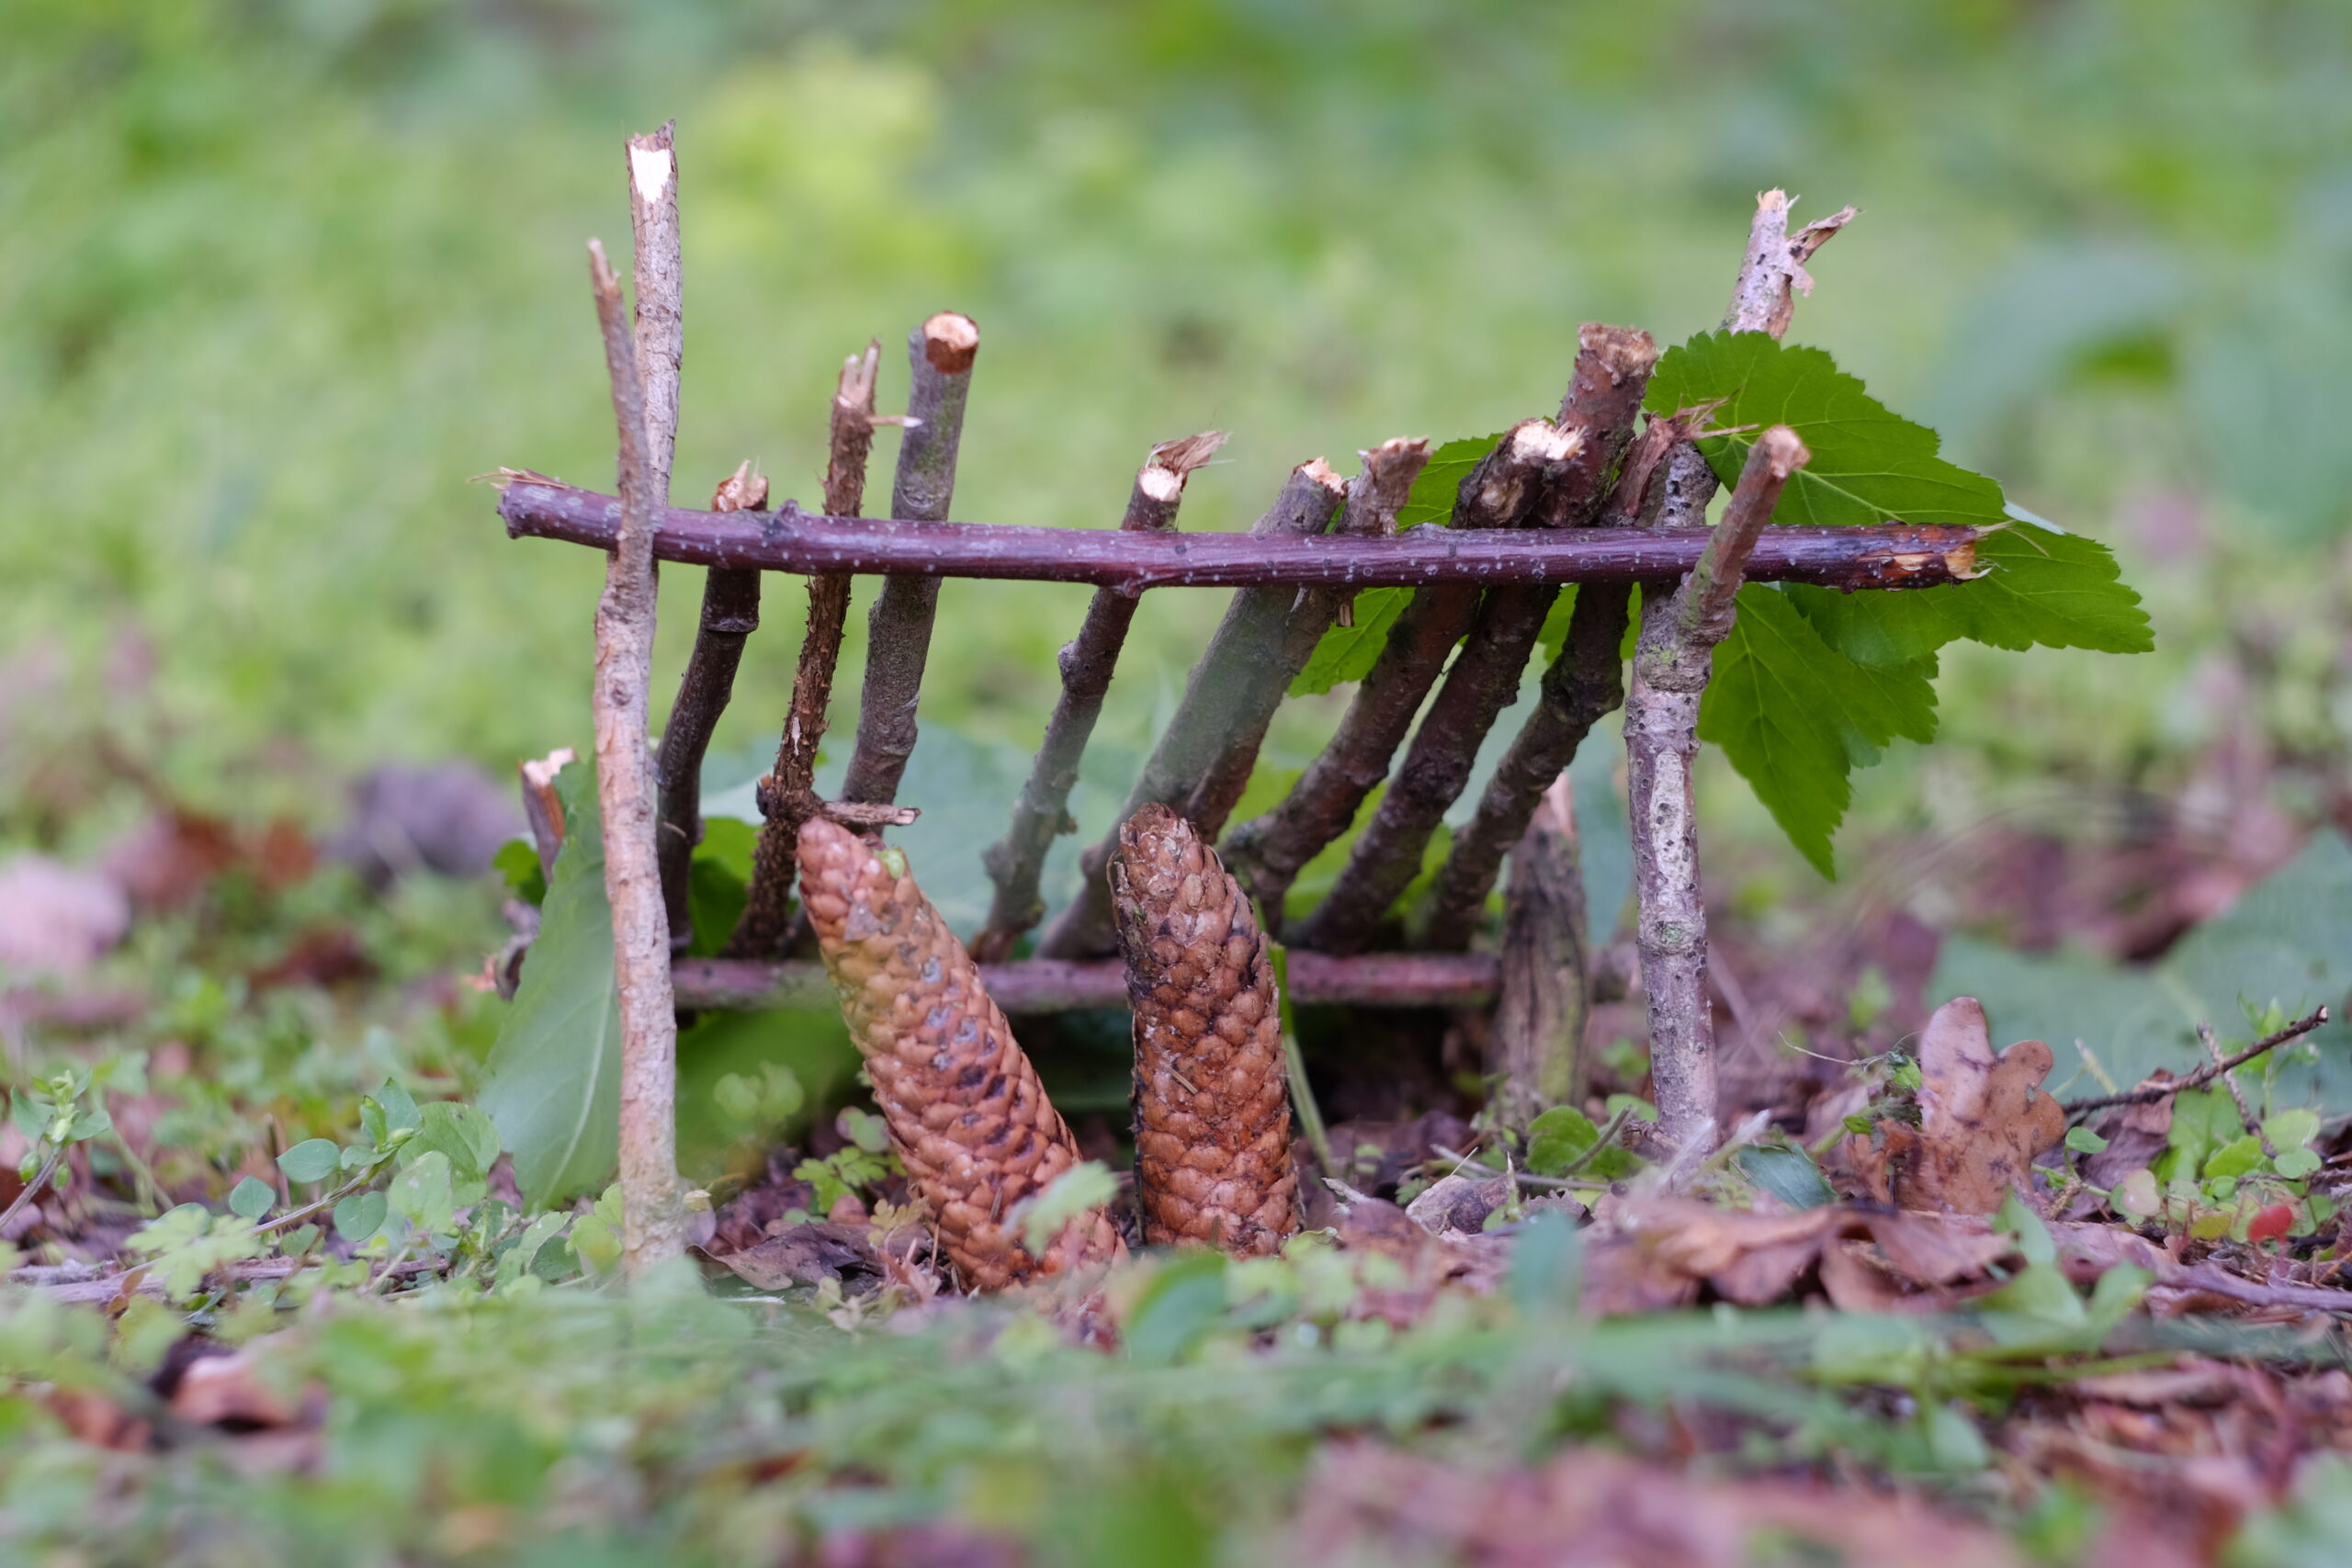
[1696,585,1938,878]
[478,760,621,1208]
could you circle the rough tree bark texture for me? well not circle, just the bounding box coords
[1222,420,1579,928]
[797,818,1125,1291]
[1182,436,1430,841]
[504,479,1980,594]
[1489,774,1590,1129]
[1035,459,1349,960]
[1628,426,1809,1156]
[1110,805,1300,1255]
[587,193,684,1274]
[972,431,1227,963]
[1293,324,1659,957]
[842,313,979,807]
[672,949,1501,1014]
[654,462,766,952]
[728,344,881,958]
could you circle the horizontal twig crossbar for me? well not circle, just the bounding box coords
[500,480,1980,592]
[673,950,1498,1015]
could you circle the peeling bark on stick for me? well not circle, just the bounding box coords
[973,432,1227,964]
[1628,425,1810,1157]
[728,344,881,959]
[1293,324,1659,958]
[1222,421,1573,925]
[585,231,684,1277]
[1489,774,1590,1128]
[841,313,979,807]
[1035,459,1349,960]
[654,464,766,952]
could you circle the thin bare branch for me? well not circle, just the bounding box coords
[2063,1007,2331,1115]
[973,431,1227,963]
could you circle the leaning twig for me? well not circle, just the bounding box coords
[1224,420,1579,925]
[654,463,767,951]
[2062,1008,2331,1116]
[0,1150,62,1236]
[840,312,980,807]
[1487,774,1591,1126]
[728,344,882,958]
[503,479,1982,593]
[587,209,685,1274]
[1293,325,1659,957]
[971,433,1226,963]
[1035,458,1349,959]
[1627,426,1810,1157]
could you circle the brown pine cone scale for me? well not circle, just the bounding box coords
[1110,804,1300,1255]
[797,818,1125,1291]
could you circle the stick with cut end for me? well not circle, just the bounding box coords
[1628,425,1810,1156]
[584,126,686,1277]
[973,433,1227,963]
[729,344,882,959]
[1035,458,1350,960]
[797,818,1125,1290]
[1427,191,1854,953]
[1223,420,1579,927]
[654,463,766,952]
[840,313,979,807]
[1488,774,1591,1128]
[1110,805,1299,1255]
[1182,436,1430,840]
[1292,325,1659,957]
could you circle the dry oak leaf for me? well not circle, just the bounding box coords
[798,818,1125,1292]
[1848,996,2065,1215]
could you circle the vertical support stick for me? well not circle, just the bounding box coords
[840,313,979,807]
[588,223,684,1276]
[973,431,1227,963]
[1491,773,1590,1127]
[1626,426,1808,1156]
[728,344,881,958]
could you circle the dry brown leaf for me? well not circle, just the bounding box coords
[705,1223,876,1292]
[1850,997,2065,1214]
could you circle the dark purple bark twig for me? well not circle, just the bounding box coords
[654,463,766,952]
[1629,424,1809,1156]
[499,482,1981,594]
[840,312,980,807]
[1034,459,1349,959]
[1222,421,1575,926]
[1291,324,1661,957]
[587,158,684,1274]
[671,950,1500,1015]
[728,344,881,958]
[971,431,1227,963]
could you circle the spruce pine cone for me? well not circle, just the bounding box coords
[1110,804,1300,1254]
[797,818,1125,1291]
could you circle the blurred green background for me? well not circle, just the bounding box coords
[7,0,2352,885]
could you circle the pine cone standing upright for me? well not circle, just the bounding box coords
[797,818,1125,1291]
[1110,804,1300,1254]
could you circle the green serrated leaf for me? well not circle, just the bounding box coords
[403,1101,502,1182]
[1012,1160,1117,1255]
[684,816,757,958]
[479,761,621,1207]
[1394,432,1500,529]
[1697,585,1938,877]
[493,837,547,905]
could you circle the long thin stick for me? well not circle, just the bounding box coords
[1487,774,1590,1127]
[1627,425,1810,1156]
[972,431,1227,963]
[2062,1007,2330,1116]
[670,949,1501,1014]
[841,313,979,807]
[587,202,683,1280]
[1035,459,1350,960]
[500,480,1978,593]
[1222,420,1577,925]
[728,344,881,958]
[1291,324,1660,958]
[653,463,766,951]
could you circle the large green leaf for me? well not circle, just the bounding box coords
[1648,332,2151,660]
[479,761,620,1208]
[1696,585,1938,878]
[1290,432,1501,696]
